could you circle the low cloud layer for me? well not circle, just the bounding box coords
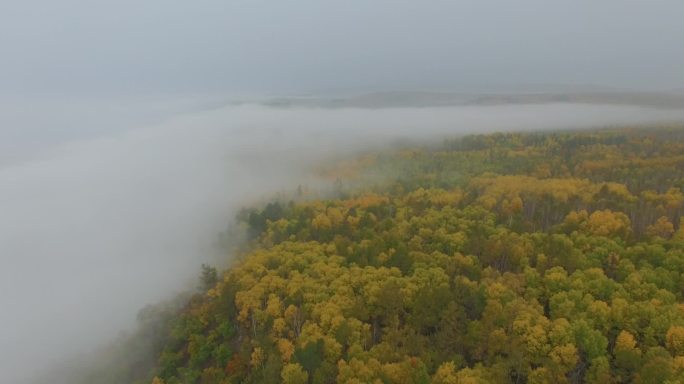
[2,102,684,383]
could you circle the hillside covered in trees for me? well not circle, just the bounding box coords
[117,127,684,383]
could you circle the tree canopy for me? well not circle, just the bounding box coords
[111,127,684,383]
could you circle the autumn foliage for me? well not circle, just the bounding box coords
[141,127,684,383]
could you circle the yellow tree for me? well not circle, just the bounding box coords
[582,209,631,238]
[432,361,459,384]
[667,326,684,356]
[549,343,579,381]
[646,216,674,239]
[281,363,309,384]
[614,330,641,375]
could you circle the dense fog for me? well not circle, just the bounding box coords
[2,101,684,383]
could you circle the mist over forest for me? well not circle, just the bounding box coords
[4,1,684,383]
[2,102,684,384]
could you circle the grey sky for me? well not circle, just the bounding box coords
[2,0,684,94]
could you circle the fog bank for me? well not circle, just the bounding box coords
[2,102,684,383]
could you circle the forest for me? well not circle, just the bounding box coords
[100,127,684,384]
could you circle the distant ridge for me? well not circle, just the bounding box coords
[248,90,684,109]
[465,92,684,109]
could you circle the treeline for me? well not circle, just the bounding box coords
[128,127,684,383]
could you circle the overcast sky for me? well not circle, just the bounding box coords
[2,0,684,95]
